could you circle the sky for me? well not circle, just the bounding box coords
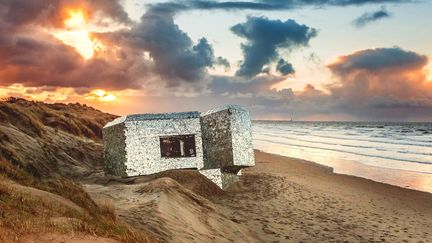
[1,0,432,121]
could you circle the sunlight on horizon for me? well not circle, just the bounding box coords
[85,89,117,102]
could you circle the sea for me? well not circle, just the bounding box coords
[252,121,432,193]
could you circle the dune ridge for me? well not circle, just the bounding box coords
[0,98,152,242]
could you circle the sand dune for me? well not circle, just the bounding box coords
[86,175,260,242]
[86,150,432,242]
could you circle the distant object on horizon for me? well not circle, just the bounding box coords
[102,105,255,189]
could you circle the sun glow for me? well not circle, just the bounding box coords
[0,84,75,102]
[426,62,432,82]
[51,8,104,60]
[64,9,87,29]
[85,89,117,102]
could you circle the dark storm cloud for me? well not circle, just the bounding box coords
[101,7,216,85]
[353,7,391,27]
[231,17,317,77]
[148,0,411,13]
[276,59,295,75]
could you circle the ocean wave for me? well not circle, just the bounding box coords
[255,138,432,166]
[257,132,432,159]
[254,128,432,148]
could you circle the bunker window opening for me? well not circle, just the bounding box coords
[180,140,185,156]
[160,135,196,158]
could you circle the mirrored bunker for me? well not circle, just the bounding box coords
[103,105,255,189]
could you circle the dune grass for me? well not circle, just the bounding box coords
[0,97,117,141]
[0,161,154,242]
[0,98,154,242]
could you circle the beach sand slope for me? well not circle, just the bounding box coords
[85,172,260,243]
[213,150,432,242]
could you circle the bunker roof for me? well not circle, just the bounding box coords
[201,104,248,116]
[104,111,200,128]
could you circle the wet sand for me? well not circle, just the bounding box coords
[214,150,432,242]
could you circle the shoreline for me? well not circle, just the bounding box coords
[254,149,336,171]
[251,150,432,198]
[253,147,432,194]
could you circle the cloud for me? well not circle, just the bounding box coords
[231,17,317,77]
[276,59,295,75]
[99,7,216,87]
[1,1,430,121]
[353,7,391,27]
[206,74,336,117]
[0,0,221,92]
[0,29,151,90]
[215,57,231,70]
[203,47,432,121]
[0,0,148,90]
[328,47,427,73]
[148,0,412,13]
[327,47,431,105]
[0,0,131,29]
[209,75,284,95]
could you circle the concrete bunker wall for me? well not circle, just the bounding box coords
[230,107,254,167]
[124,118,204,176]
[103,122,127,176]
[200,105,255,169]
[200,109,233,169]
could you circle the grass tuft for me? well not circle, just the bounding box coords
[0,162,154,242]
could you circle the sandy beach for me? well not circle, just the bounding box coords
[216,151,432,242]
[85,150,432,242]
